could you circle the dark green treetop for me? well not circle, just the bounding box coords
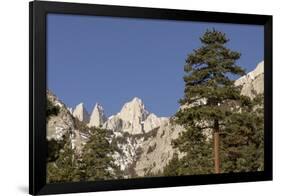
[168,29,261,174]
[177,29,251,137]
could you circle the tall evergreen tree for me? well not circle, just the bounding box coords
[173,29,252,174]
[80,127,121,181]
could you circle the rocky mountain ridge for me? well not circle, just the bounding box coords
[47,61,264,177]
[235,61,264,99]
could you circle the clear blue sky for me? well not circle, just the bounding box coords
[47,13,263,117]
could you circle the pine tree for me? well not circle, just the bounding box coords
[46,95,122,183]
[81,127,121,181]
[220,94,264,172]
[47,139,82,183]
[173,29,253,174]
[162,153,184,176]
[46,97,82,183]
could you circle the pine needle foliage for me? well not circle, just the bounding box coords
[164,29,264,175]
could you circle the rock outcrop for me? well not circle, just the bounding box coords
[47,92,90,153]
[88,103,107,127]
[72,103,90,123]
[235,61,264,99]
[89,97,179,176]
[102,97,169,135]
[134,123,183,176]
[47,91,75,141]
[112,97,150,134]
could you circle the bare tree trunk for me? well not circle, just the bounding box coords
[214,119,220,174]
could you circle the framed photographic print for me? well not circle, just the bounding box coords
[29,1,273,195]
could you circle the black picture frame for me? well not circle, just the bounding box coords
[29,1,273,195]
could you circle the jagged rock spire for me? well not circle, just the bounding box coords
[119,97,149,122]
[103,97,168,135]
[88,103,107,127]
[72,103,90,123]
